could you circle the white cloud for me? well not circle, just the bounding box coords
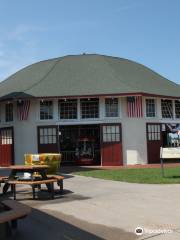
[7,24,48,41]
[0,24,48,81]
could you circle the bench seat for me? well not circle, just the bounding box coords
[0,200,31,239]
[8,179,57,200]
[0,200,31,224]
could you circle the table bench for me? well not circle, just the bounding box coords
[0,177,8,187]
[8,178,57,200]
[0,200,31,239]
[47,175,64,193]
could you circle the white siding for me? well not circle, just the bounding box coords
[0,96,179,165]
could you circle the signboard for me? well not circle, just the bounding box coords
[160,147,180,159]
[160,147,180,177]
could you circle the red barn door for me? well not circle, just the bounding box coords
[0,127,14,166]
[101,124,123,166]
[146,123,162,163]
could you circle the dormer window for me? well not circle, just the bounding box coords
[146,99,156,117]
[161,99,173,119]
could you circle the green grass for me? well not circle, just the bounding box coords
[74,167,180,184]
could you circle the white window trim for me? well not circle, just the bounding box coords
[39,99,54,121]
[160,98,174,120]
[144,97,157,118]
[58,99,78,121]
[174,99,180,120]
[104,97,121,119]
[5,102,14,123]
[80,98,100,120]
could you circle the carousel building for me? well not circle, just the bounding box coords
[0,54,179,166]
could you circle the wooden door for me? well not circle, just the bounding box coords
[0,127,14,166]
[146,123,162,163]
[101,124,123,166]
[37,126,59,153]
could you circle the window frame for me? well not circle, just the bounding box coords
[5,102,13,122]
[161,99,174,119]
[105,98,119,118]
[175,100,180,119]
[38,126,57,145]
[58,99,78,120]
[39,100,54,120]
[145,98,157,118]
[80,98,99,119]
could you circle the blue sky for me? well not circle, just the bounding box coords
[0,0,180,84]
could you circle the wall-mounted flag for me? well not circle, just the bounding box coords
[127,96,143,118]
[17,100,30,121]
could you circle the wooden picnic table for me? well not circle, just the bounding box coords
[3,165,50,194]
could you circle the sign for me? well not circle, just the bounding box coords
[160,147,180,177]
[160,147,180,159]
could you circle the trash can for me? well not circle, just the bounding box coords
[24,153,61,174]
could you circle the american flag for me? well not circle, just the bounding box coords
[127,96,143,118]
[17,100,31,120]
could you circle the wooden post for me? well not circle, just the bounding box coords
[160,147,164,177]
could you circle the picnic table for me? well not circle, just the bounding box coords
[3,165,51,194]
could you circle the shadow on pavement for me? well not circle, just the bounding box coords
[10,207,136,240]
[10,208,104,240]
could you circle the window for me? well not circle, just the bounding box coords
[146,99,156,117]
[161,99,173,118]
[40,100,53,120]
[5,103,13,122]
[1,129,13,145]
[175,100,180,119]
[80,98,99,119]
[59,99,77,119]
[103,125,121,142]
[105,98,119,117]
[39,127,57,144]
[147,124,161,141]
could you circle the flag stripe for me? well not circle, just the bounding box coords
[127,96,143,118]
[17,100,30,121]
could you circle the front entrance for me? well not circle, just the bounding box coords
[37,124,124,166]
[146,123,162,163]
[147,123,180,164]
[59,125,101,165]
[101,124,123,166]
[0,127,14,166]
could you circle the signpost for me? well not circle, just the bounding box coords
[160,147,180,177]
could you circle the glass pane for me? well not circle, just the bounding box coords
[48,136,53,144]
[106,134,112,142]
[44,128,48,135]
[103,126,107,134]
[115,134,120,142]
[157,125,160,133]
[115,126,120,133]
[48,128,52,135]
[111,126,116,133]
[148,125,151,133]
[53,136,57,144]
[151,132,155,140]
[44,136,48,144]
[103,134,107,142]
[111,134,116,141]
[52,128,56,135]
[148,133,152,140]
[40,129,43,136]
[106,126,111,134]
[40,137,44,144]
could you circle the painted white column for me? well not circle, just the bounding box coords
[54,99,59,121]
[156,98,162,119]
[99,97,105,119]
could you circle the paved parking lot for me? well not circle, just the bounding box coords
[1,167,180,239]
